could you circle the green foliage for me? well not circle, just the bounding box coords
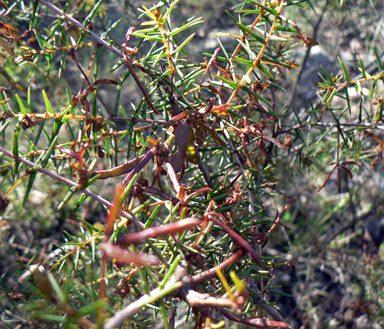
[1,1,383,328]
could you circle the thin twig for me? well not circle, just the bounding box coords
[103,277,183,329]
[39,0,159,115]
[225,136,258,220]
[287,0,330,110]
[0,147,144,229]
[208,216,265,269]
[117,217,201,246]
[190,249,244,285]
[226,1,286,105]
[275,121,384,135]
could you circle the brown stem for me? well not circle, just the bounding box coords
[190,249,244,285]
[209,216,265,269]
[117,217,201,246]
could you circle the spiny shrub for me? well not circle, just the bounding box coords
[1,0,383,328]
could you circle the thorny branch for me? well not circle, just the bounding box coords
[39,0,159,115]
[275,121,384,135]
[0,147,145,229]
[103,253,288,329]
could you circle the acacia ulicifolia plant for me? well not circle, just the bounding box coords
[0,1,317,328]
[2,0,383,328]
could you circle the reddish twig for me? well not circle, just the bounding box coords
[117,217,202,246]
[208,216,265,269]
[268,199,293,234]
[220,309,292,329]
[190,249,244,285]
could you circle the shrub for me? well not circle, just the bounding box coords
[1,0,383,328]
